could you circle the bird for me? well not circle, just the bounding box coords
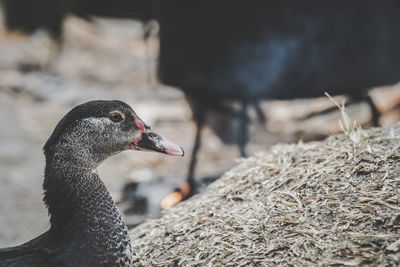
[157,0,400,202]
[0,100,184,267]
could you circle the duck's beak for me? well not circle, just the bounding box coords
[130,119,184,157]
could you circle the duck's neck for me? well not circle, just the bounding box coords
[43,160,132,264]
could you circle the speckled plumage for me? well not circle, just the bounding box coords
[0,100,183,267]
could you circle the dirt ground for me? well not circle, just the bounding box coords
[0,14,399,247]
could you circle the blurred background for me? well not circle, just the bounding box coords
[1,0,400,247]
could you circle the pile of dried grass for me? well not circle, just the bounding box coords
[130,122,400,266]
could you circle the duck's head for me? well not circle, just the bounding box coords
[43,100,184,168]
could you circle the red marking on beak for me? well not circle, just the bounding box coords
[134,117,145,132]
[129,134,143,150]
[132,135,142,145]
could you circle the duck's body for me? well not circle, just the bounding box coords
[1,171,132,267]
[0,100,183,266]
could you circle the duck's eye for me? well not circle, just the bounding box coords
[109,112,125,123]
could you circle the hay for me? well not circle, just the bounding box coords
[130,123,400,266]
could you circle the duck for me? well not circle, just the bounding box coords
[0,100,184,267]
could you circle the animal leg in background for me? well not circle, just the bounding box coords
[238,101,250,158]
[185,107,205,198]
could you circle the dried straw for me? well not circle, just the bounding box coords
[130,122,400,266]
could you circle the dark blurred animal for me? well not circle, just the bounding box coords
[157,0,400,197]
[3,0,400,201]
